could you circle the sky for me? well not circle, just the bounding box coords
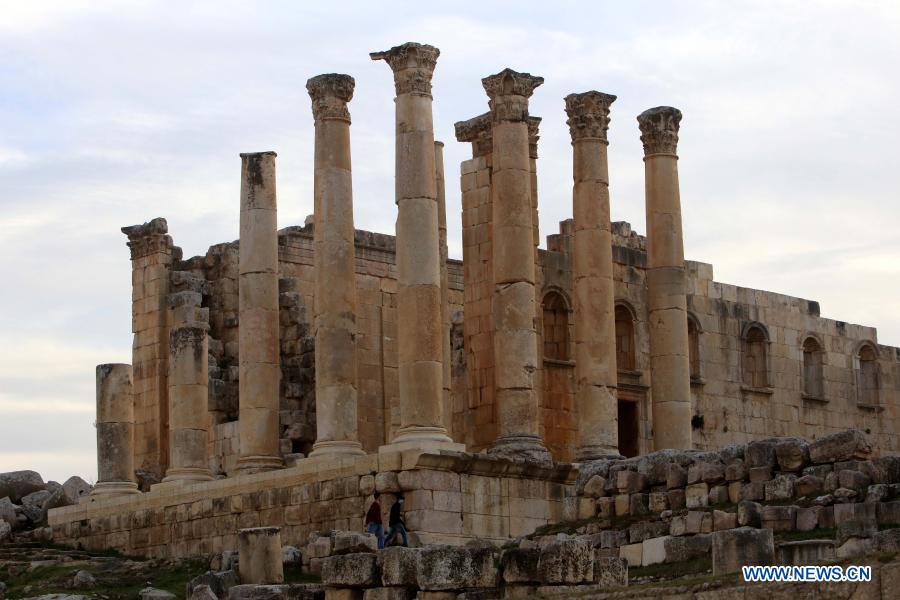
[1,1,899,483]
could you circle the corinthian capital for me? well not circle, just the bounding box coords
[482,68,544,123]
[527,116,541,159]
[306,74,355,123]
[637,106,682,156]
[564,91,616,143]
[454,112,492,157]
[370,42,440,97]
[121,217,173,260]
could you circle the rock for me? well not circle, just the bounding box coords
[740,481,765,501]
[359,475,376,496]
[282,545,301,565]
[878,500,900,526]
[796,507,821,532]
[0,520,11,542]
[187,570,239,599]
[685,482,708,508]
[837,517,877,545]
[0,581,5,600]
[761,505,796,532]
[21,489,52,523]
[688,461,724,485]
[376,471,401,493]
[712,527,774,576]
[42,487,71,515]
[865,484,893,503]
[666,489,685,510]
[873,456,900,484]
[593,556,627,587]
[322,553,379,588]
[774,438,809,471]
[833,502,876,526]
[416,545,497,590]
[0,496,17,527]
[724,461,746,482]
[61,476,93,503]
[708,484,729,505]
[0,470,45,503]
[748,466,772,483]
[331,530,377,555]
[306,536,332,559]
[648,492,668,513]
[140,588,177,600]
[600,530,626,549]
[664,534,711,563]
[837,470,871,490]
[764,474,796,502]
[713,510,737,531]
[873,528,900,553]
[190,584,219,600]
[795,475,825,497]
[583,475,606,498]
[628,521,668,543]
[378,546,420,587]
[836,537,873,559]
[616,470,648,494]
[666,463,687,490]
[501,547,541,584]
[537,538,593,584]
[808,429,872,464]
[744,439,778,469]
[72,570,96,588]
[637,450,683,485]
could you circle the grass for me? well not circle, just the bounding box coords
[629,556,712,581]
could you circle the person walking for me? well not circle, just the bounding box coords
[386,493,408,547]
[364,492,385,549]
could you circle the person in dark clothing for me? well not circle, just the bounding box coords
[364,492,385,549]
[386,494,408,547]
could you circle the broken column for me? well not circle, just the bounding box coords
[565,91,620,460]
[238,527,284,584]
[371,42,455,449]
[482,69,551,463]
[163,293,213,482]
[306,73,364,458]
[638,107,692,450]
[435,140,453,435]
[92,364,140,496]
[237,151,284,472]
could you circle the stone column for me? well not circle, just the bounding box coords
[306,73,365,458]
[482,69,551,463]
[163,317,213,482]
[434,140,453,435]
[238,527,284,584]
[565,91,620,460]
[638,107,692,450]
[371,42,455,450]
[237,151,284,472]
[92,364,140,496]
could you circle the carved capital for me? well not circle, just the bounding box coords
[482,69,544,123]
[306,74,355,123]
[565,91,616,143]
[370,42,439,97]
[637,106,682,156]
[122,217,173,260]
[527,116,541,159]
[454,112,492,158]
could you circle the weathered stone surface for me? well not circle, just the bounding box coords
[744,439,777,469]
[363,588,415,600]
[873,528,900,553]
[0,520,11,543]
[835,537,873,559]
[685,483,708,508]
[187,570,239,599]
[140,588,177,600]
[537,538,594,584]
[664,534,711,563]
[0,496,19,527]
[666,463,687,490]
[708,485,729,505]
[688,462,724,485]
[748,466,772,483]
[417,545,497,590]
[795,507,821,532]
[795,475,825,497]
[878,500,900,526]
[834,502,875,526]
[593,556,627,587]
[322,553,379,588]
[228,584,325,600]
[761,505,796,532]
[740,481,765,501]
[616,470,648,494]
[378,546,420,587]
[375,472,401,493]
[190,585,219,600]
[808,429,872,464]
[713,510,737,531]
[712,527,774,576]
[618,543,642,567]
[628,521,668,543]
[837,469,871,490]
[61,476,93,503]
[641,536,667,566]
[501,547,541,584]
[666,489,685,510]
[724,461,746,482]
[0,470,45,503]
[583,475,606,498]
[21,489,52,523]
[764,474,796,502]
[332,531,378,555]
[774,438,809,471]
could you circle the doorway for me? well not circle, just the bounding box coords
[618,400,640,458]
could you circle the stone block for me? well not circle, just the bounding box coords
[614,494,630,516]
[663,534,711,563]
[764,474,796,502]
[713,510,737,531]
[725,461,746,482]
[818,505,835,529]
[877,500,900,526]
[600,530,626,549]
[628,521,668,543]
[688,462,725,485]
[648,492,668,513]
[760,505,796,532]
[666,463,687,490]
[596,497,614,518]
[332,531,377,555]
[308,536,333,559]
[774,438,809,471]
[744,439,778,469]
[667,489,685,510]
[795,475,825,497]
[616,471,648,494]
[501,547,541,584]
[593,556,627,587]
[795,507,821,532]
[618,543,642,568]
[708,485,729,505]
[837,470,871,490]
[363,589,414,600]
[833,502,875,526]
[416,545,496,590]
[629,493,649,516]
[378,546,420,587]
[538,538,594,584]
[359,476,375,496]
[740,482,765,502]
[808,429,871,464]
[685,483,708,508]
[748,466,772,483]
[727,482,742,504]
[873,528,900,553]
[375,472,401,494]
[641,536,668,566]
[187,570,239,599]
[583,475,606,498]
[835,537,873,559]
[712,527,774,576]
[322,553,379,588]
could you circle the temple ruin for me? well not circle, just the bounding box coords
[47,42,899,559]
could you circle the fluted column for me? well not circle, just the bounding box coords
[371,42,456,450]
[482,69,551,463]
[237,151,284,472]
[638,107,692,450]
[306,74,365,458]
[92,364,140,496]
[565,91,620,460]
[434,140,453,435]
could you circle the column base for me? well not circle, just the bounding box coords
[489,434,553,466]
[162,467,214,483]
[308,440,366,458]
[575,446,624,463]
[236,455,284,474]
[382,426,465,453]
[89,481,140,497]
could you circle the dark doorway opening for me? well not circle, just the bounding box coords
[618,400,639,458]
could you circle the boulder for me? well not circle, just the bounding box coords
[500,547,541,584]
[837,470,871,490]
[359,475,376,496]
[331,530,377,555]
[744,439,778,469]
[764,474,796,502]
[140,588,177,600]
[774,438,809,471]
[795,475,825,497]
[21,489,52,523]
[583,475,606,498]
[713,510,737,531]
[711,527,774,576]
[378,546,420,587]
[724,461,746,482]
[538,538,594,584]
[190,585,219,600]
[873,455,900,484]
[873,528,900,553]
[0,470,45,503]
[186,570,239,599]
[0,520,11,543]
[72,570,96,588]
[808,429,872,464]
[322,553,379,588]
[0,496,17,527]
[62,476,93,503]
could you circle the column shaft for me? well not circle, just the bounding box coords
[307,73,365,458]
[566,92,620,460]
[237,151,284,472]
[482,68,551,463]
[638,107,692,450]
[93,363,140,496]
[434,141,453,435]
[372,42,455,449]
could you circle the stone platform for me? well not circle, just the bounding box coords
[48,450,576,559]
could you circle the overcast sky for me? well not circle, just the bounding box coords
[2,1,898,483]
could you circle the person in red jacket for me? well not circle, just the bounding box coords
[364,492,385,549]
